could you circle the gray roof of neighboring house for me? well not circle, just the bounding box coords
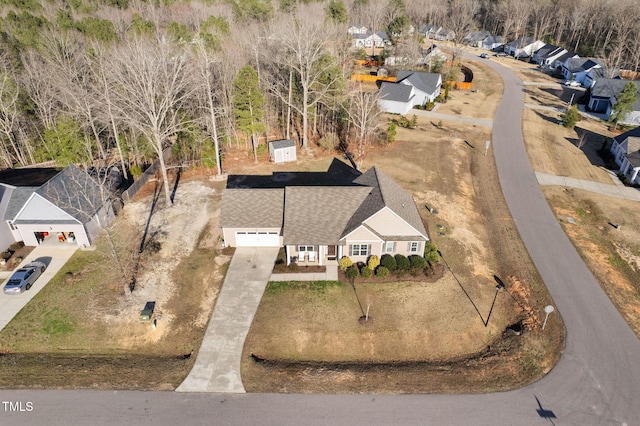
[35,165,107,224]
[587,68,621,80]
[627,148,640,168]
[283,186,371,245]
[396,70,441,96]
[380,82,414,103]
[464,31,491,42]
[614,126,640,148]
[220,188,284,228]
[535,44,564,59]
[506,36,535,48]
[564,57,602,72]
[342,167,428,239]
[353,30,388,40]
[269,139,296,150]
[4,186,38,220]
[591,79,640,109]
[554,51,577,64]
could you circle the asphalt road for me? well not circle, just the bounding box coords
[2,58,640,426]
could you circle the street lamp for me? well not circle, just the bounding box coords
[542,305,555,330]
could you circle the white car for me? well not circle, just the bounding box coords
[564,80,580,87]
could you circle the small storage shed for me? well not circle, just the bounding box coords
[269,139,297,164]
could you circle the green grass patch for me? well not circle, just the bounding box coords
[40,307,76,335]
[266,280,343,295]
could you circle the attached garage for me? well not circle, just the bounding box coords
[234,231,280,247]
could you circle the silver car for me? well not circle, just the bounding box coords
[3,261,47,294]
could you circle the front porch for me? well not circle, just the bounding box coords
[270,260,339,282]
[284,244,342,267]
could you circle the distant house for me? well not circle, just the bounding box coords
[269,139,297,164]
[352,31,389,49]
[347,24,367,36]
[385,45,446,68]
[552,51,579,70]
[463,31,504,50]
[532,44,567,66]
[610,126,640,185]
[1,165,115,248]
[379,70,442,114]
[220,161,429,267]
[504,37,545,59]
[588,79,640,125]
[419,25,455,41]
[561,57,603,83]
[583,68,621,89]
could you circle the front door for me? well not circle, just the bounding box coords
[327,245,336,260]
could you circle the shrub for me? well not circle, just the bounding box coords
[395,254,410,270]
[345,265,359,281]
[386,122,397,143]
[561,105,580,128]
[426,101,435,111]
[339,256,353,271]
[361,267,373,278]
[289,262,298,272]
[376,266,389,278]
[380,254,397,271]
[409,255,427,270]
[130,164,143,180]
[8,241,24,252]
[0,251,11,261]
[367,255,380,271]
[424,241,439,264]
[318,132,341,151]
[410,114,417,128]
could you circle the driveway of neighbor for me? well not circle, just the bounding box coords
[177,246,279,393]
[0,244,78,332]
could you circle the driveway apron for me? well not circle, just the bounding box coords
[177,246,279,393]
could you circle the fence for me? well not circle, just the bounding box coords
[121,147,172,203]
[446,81,473,90]
[350,74,396,83]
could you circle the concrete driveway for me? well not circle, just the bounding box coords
[0,244,78,332]
[177,246,279,393]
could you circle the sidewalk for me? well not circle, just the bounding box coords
[535,171,640,201]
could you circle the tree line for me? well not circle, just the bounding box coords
[0,0,638,205]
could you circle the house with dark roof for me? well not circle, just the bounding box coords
[610,126,640,185]
[532,44,567,66]
[378,70,442,114]
[588,79,640,125]
[220,161,429,266]
[583,67,620,89]
[463,31,504,50]
[1,165,115,248]
[504,37,545,59]
[561,57,603,84]
[552,51,579,70]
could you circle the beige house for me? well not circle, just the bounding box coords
[220,160,429,266]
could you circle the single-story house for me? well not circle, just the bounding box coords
[419,25,455,41]
[504,37,545,59]
[552,51,579,70]
[588,79,640,125]
[583,67,621,89]
[610,126,640,185]
[220,161,429,265]
[561,57,603,83]
[378,70,442,114]
[269,139,297,164]
[463,31,504,50]
[532,44,567,66]
[352,31,389,49]
[1,165,115,248]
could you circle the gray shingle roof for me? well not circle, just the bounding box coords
[613,126,640,146]
[380,82,414,103]
[464,31,491,43]
[283,186,371,245]
[554,51,577,64]
[591,79,640,110]
[269,139,296,150]
[4,186,38,220]
[534,44,564,59]
[35,165,107,224]
[506,36,535,48]
[396,70,441,96]
[220,188,284,228]
[343,167,428,239]
[565,57,602,72]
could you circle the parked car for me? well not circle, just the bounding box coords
[564,80,580,87]
[2,261,47,294]
[479,53,489,59]
[494,52,508,57]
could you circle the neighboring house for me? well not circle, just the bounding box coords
[378,70,442,114]
[464,31,491,47]
[552,51,579,70]
[347,24,367,36]
[385,46,446,68]
[379,82,416,115]
[419,25,455,41]
[352,31,389,49]
[481,35,504,51]
[583,67,621,89]
[220,160,429,266]
[588,79,640,125]
[3,165,115,248]
[532,44,567,66]
[269,139,297,164]
[561,57,603,83]
[504,37,545,59]
[610,126,640,185]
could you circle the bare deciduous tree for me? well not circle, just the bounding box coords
[343,82,384,169]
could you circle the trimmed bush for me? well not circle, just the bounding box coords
[394,254,410,270]
[424,241,439,264]
[361,267,373,278]
[345,265,359,281]
[376,266,389,278]
[380,254,397,271]
[339,256,353,271]
[367,255,380,271]
[409,255,427,270]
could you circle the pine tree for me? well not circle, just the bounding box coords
[610,82,639,130]
[233,65,265,163]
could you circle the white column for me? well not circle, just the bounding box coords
[286,245,290,266]
[319,246,323,266]
[632,168,640,184]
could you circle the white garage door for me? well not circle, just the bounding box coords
[235,231,280,247]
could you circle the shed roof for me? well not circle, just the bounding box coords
[269,139,296,150]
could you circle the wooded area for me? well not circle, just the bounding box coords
[1,0,638,196]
